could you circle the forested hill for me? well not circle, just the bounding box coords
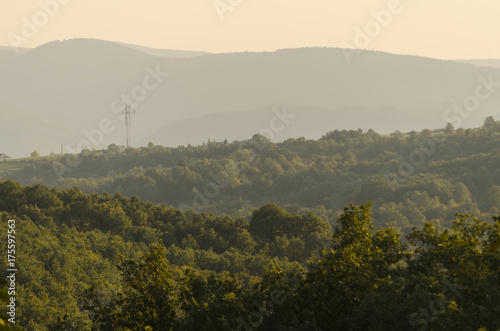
[3,120,500,233]
[0,180,499,329]
[3,39,500,158]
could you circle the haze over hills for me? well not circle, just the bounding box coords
[140,106,435,147]
[0,43,208,58]
[1,38,500,158]
[455,59,500,69]
[117,42,210,58]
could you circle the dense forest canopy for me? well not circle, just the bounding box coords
[3,120,500,233]
[0,182,498,330]
[1,121,500,330]
[3,2,500,329]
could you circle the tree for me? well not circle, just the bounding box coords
[391,130,402,137]
[107,144,119,152]
[249,204,331,260]
[0,180,25,212]
[30,150,40,157]
[176,270,247,330]
[90,242,179,330]
[483,116,495,128]
[402,214,500,330]
[444,122,454,133]
[482,185,500,214]
[304,203,378,329]
[249,204,288,241]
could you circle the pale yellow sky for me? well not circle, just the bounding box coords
[0,0,499,59]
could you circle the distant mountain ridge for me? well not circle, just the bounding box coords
[0,41,209,58]
[117,42,209,58]
[1,38,500,158]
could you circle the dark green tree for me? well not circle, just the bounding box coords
[89,242,179,330]
[483,115,495,128]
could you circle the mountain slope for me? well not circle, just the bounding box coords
[456,59,500,69]
[141,106,444,147]
[0,50,18,63]
[2,39,500,157]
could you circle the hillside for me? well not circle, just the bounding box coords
[0,49,18,63]
[141,106,446,147]
[4,121,500,233]
[2,39,500,158]
[0,179,499,330]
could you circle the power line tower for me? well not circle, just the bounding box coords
[122,104,135,148]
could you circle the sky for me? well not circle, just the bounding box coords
[0,0,499,59]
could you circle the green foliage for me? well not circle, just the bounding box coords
[249,204,331,260]
[1,148,500,330]
[0,181,327,329]
[483,115,496,128]
[99,243,178,330]
[176,270,247,330]
[6,123,500,233]
[87,202,500,330]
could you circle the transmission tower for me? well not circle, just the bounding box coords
[122,104,135,148]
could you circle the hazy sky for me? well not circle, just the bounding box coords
[1,0,499,59]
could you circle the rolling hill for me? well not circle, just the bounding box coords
[1,38,500,158]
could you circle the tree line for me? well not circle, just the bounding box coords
[4,120,500,233]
